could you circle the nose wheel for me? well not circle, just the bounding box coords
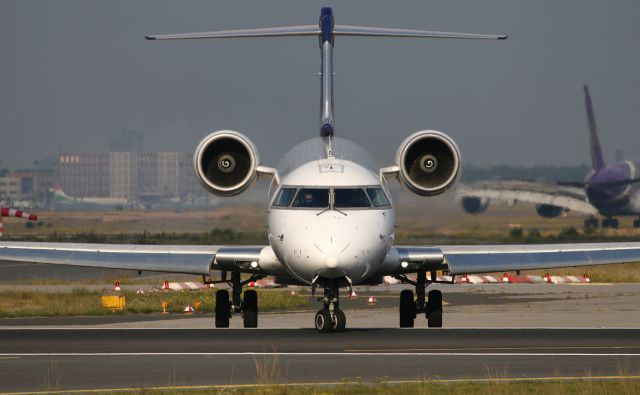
[314,278,346,332]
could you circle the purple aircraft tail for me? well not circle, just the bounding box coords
[584,85,605,171]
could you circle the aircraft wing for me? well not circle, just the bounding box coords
[457,180,597,215]
[0,242,268,276]
[393,242,640,275]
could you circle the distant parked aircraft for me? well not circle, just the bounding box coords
[458,86,640,229]
[52,188,140,210]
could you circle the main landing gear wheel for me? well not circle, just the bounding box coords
[426,289,443,328]
[399,289,416,328]
[243,289,258,328]
[584,216,598,230]
[315,309,333,333]
[215,289,230,328]
[603,217,619,229]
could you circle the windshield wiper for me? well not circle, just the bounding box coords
[316,207,331,216]
[333,207,347,216]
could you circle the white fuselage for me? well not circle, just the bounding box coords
[266,156,396,285]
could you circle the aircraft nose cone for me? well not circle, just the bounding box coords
[325,255,338,269]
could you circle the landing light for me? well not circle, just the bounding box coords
[250,261,259,269]
[400,261,409,268]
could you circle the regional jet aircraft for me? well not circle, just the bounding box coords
[459,86,640,229]
[3,8,640,332]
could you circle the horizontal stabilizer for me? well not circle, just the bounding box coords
[334,25,507,40]
[146,25,507,41]
[146,25,319,40]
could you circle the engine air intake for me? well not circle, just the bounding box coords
[395,130,461,196]
[194,130,259,197]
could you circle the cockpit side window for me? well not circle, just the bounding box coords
[366,187,391,207]
[292,188,330,208]
[273,187,297,207]
[334,188,371,208]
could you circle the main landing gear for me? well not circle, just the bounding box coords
[313,278,346,333]
[396,271,443,328]
[602,217,619,229]
[584,216,599,230]
[214,271,263,328]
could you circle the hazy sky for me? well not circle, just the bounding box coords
[1,1,639,169]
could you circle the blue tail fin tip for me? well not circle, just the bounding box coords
[320,7,334,44]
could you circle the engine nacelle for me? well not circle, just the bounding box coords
[535,204,565,218]
[461,196,490,214]
[395,130,461,196]
[193,130,259,197]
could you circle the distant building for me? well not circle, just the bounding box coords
[0,175,21,202]
[56,151,203,203]
[58,153,110,198]
[109,152,138,200]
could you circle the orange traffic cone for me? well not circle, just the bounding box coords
[367,296,377,305]
[502,273,510,284]
[183,305,194,314]
[349,290,358,299]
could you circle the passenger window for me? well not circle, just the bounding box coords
[334,188,371,208]
[292,188,329,208]
[273,188,297,207]
[366,187,391,207]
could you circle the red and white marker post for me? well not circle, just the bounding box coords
[0,207,38,239]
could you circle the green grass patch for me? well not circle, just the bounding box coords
[0,289,309,318]
[97,379,640,395]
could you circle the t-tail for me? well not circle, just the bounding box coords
[146,7,506,147]
[584,85,605,171]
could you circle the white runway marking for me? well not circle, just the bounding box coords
[1,352,640,357]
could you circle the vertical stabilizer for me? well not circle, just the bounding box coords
[584,85,605,171]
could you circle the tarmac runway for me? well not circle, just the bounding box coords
[1,328,639,392]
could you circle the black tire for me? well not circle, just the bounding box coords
[584,218,598,230]
[611,218,619,229]
[399,290,415,328]
[427,289,443,328]
[602,219,611,228]
[333,309,346,332]
[634,219,640,229]
[215,289,230,328]
[315,309,333,333]
[243,290,258,328]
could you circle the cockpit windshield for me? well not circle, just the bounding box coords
[291,188,330,208]
[272,186,391,210]
[366,187,391,207]
[273,188,297,207]
[334,188,371,208]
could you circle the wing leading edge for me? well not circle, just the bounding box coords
[394,243,640,275]
[0,242,266,276]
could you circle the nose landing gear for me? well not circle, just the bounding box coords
[397,271,443,328]
[314,278,346,333]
